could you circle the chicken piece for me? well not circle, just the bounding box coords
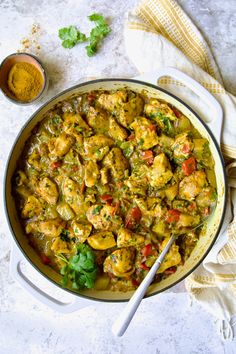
[98,91,144,128]
[21,196,44,219]
[87,231,116,250]
[97,90,127,112]
[179,171,207,201]
[196,187,217,208]
[51,132,74,157]
[157,238,181,273]
[103,248,136,277]
[103,147,129,180]
[71,220,92,243]
[152,220,171,238]
[86,106,109,132]
[148,153,173,188]
[117,228,145,248]
[86,204,123,231]
[118,96,144,128]
[108,117,128,141]
[145,99,177,121]
[100,167,109,185]
[26,218,65,237]
[135,197,166,218]
[124,177,148,196]
[130,117,159,150]
[62,177,89,214]
[177,214,200,228]
[84,134,114,161]
[63,112,91,136]
[51,238,72,254]
[172,133,194,159]
[37,177,59,205]
[84,160,100,187]
[27,149,41,171]
[56,202,75,221]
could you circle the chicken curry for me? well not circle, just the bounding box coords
[13,89,217,292]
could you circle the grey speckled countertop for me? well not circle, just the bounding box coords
[0,1,236,353]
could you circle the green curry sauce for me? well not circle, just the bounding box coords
[13,89,217,292]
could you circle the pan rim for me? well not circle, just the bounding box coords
[4,77,227,303]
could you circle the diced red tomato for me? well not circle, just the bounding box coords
[164,266,177,275]
[188,202,197,211]
[125,206,142,229]
[101,194,113,204]
[51,161,62,169]
[182,157,196,176]
[166,209,181,223]
[127,134,135,141]
[141,244,154,257]
[132,279,141,287]
[148,124,156,132]
[40,254,51,265]
[140,263,150,270]
[172,107,182,118]
[141,150,154,166]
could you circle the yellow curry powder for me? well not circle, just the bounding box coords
[7,62,44,102]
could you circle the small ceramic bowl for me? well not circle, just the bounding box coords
[0,52,48,105]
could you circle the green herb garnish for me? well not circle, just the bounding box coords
[57,244,98,289]
[60,229,70,242]
[92,205,103,215]
[58,25,87,49]
[86,13,111,57]
[150,112,174,136]
[58,13,111,56]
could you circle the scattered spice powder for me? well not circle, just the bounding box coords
[7,62,44,102]
[18,24,41,54]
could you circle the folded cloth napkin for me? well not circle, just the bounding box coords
[124,0,236,340]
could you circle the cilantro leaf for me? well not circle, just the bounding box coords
[86,13,111,57]
[58,244,98,290]
[58,25,87,49]
[58,13,111,56]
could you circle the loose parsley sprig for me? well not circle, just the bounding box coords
[58,13,111,56]
[57,244,98,289]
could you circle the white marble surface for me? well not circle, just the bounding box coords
[0,0,236,353]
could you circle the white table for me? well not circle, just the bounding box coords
[0,1,236,353]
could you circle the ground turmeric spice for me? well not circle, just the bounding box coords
[7,62,44,102]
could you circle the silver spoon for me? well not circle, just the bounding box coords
[112,223,205,337]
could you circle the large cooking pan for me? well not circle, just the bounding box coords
[4,67,227,312]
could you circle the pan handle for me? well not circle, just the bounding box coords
[10,244,92,313]
[134,67,223,144]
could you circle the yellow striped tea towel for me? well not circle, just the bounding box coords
[124,0,236,340]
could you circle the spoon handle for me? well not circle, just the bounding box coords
[112,234,176,337]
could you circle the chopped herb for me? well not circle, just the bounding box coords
[92,205,103,215]
[139,138,144,146]
[86,14,111,57]
[58,25,87,49]
[52,115,62,125]
[95,149,102,157]
[150,112,174,136]
[58,244,98,289]
[58,14,111,56]
[60,229,70,242]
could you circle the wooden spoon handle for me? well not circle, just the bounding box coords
[112,234,177,337]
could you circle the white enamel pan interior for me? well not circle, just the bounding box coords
[4,67,227,312]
